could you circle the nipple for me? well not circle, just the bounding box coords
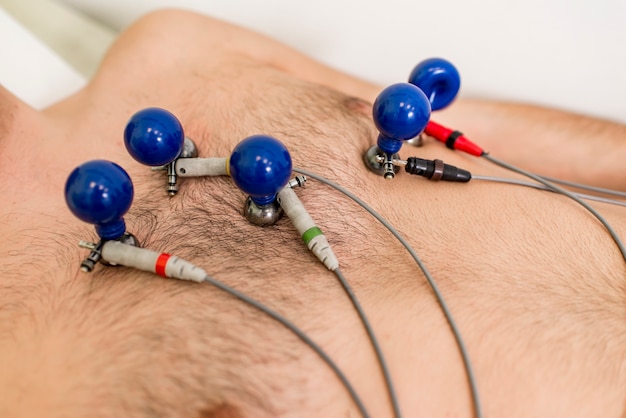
[364,82,431,178]
[229,135,293,226]
[124,107,198,195]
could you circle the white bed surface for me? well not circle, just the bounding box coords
[0,7,85,109]
[58,0,626,123]
[3,0,625,122]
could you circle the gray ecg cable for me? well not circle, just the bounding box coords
[277,182,401,418]
[102,157,626,418]
[482,154,626,262]
[538,175,626,199]
[197,273,373,418]
[99,181,401,418]
[95,240,371,418]
[333,267,402,418]
[147,136,395,415]
[293,167,484,418]
[472,175,626,207]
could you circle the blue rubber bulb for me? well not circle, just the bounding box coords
[229,135,292,206]
[124,107,185,166]
[409,58,461,111]
[373,83,431,154]
[65,160,134,240]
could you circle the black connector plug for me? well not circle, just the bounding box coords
[404,157,471,182]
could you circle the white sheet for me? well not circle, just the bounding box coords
[0,8,85,109]
[3,1,625,122]
[59,0,626,123]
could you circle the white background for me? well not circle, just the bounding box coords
[59,0,626,123]
[3,0,625,122]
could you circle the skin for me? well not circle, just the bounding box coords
[1,9,626,418]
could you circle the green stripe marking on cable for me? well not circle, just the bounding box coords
[302,226,323,244]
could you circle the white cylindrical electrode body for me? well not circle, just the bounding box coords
[101,241,208,282]
[277,187,339,271]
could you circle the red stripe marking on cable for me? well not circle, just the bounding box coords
[155,253,171,277]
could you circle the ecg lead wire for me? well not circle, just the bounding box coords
[294,167,483,418]
[334,267,402,418]
[537,175,626,199]
[424,125,626,259]
[482,154,626,262]
[472,175,626,207]
[199,273,372,418]
[278,184,401,418]
[96,240,371,418]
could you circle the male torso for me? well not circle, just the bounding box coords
[0,10,625,418]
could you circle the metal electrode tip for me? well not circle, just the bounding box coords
[78,240,97,250]
[407,134,424,147]
[288,175,307,188]
[382,153,397,180]
[167,164,178,196]
[244,197,284,226]
[364,145,400,178]
[180,137,199,159]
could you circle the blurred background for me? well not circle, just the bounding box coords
[1,0,625,122]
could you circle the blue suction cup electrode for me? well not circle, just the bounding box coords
[124,107,185,166]
[408,58,460,111]
[229,135,293,206]
[65,160,134,240]
[373,82,431,155]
